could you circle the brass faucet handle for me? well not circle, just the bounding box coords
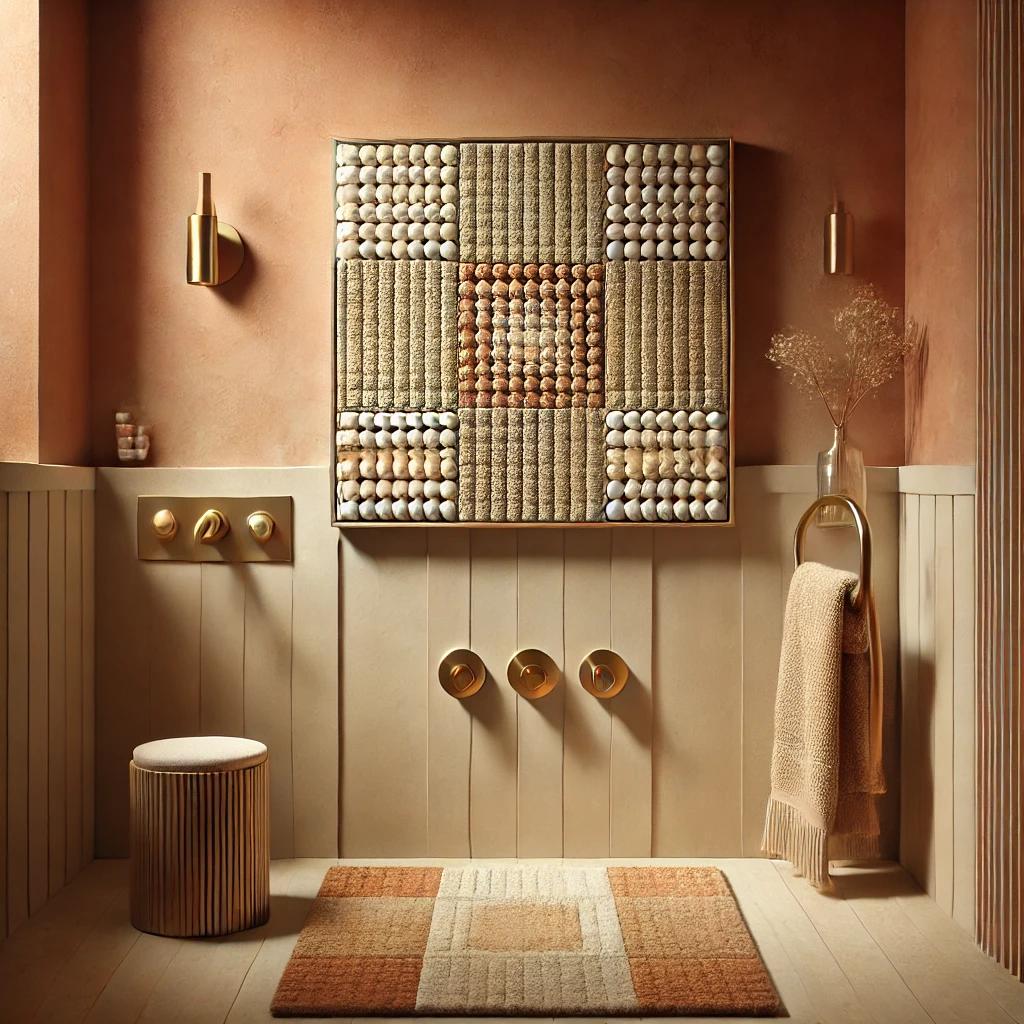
[507,649,559,699]
[439,649,486,698]
[520,664,548,690]
[449,663,476,692]
[247,511,275,544]
[579,649,629,699]
[592,664,616,692]
[152,509,178,541]
[194,509,230,544]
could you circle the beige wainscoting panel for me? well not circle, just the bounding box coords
[898,466,976,935]
[93,468,338,860]
[0,465,95,939]
[336,465,901,860]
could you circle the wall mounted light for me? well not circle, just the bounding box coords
[187,172,245,285]
[825,199,854,275]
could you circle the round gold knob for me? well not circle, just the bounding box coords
[194,509,230,544]
[438,649,485,698]
[507,649,560,699]
[247,511,275,544]
[152,509,178,541]
[579,649,629,699]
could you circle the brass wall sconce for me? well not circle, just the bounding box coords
[187,172,245,285]
[825,199,854,275]
[507,649,560,699]
[579,649,629,699]
[438,649,486,698]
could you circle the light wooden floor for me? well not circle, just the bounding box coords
[0,857,1020,1024]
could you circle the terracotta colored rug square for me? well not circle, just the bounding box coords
[271,865,783,1017]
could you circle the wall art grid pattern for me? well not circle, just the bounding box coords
[333,138,732,526]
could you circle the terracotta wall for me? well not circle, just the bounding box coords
[0,0,40,463]
[905,0,977,465]
[88,0,906,469]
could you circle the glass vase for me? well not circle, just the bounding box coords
[816,424,867,528]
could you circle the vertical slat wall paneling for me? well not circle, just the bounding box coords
[94,469,150,856]
[340,530,429,857]
[933,495,956,915]
[978,0,1021,973]
[468,530,518,857]
[289,471,339,858]
[147,563,201,741]
[0,492,6,939]
[897,468,977,933]
[562,529,612,857]
[900,493,921,880]
[918,494,937,898]
[6,492,29,934]
[93,468,338,861]
[27,491,48,913]
[243,563,294,860]
[609,528,653,857]
[0,468,95,933]
[952,495,976,934]
[426,530,471,857]
[64,490,83,882]
[199,566,245,737]
[47,491,66,897]
[516,530,565,858]
[81,489,95,866]
[738,487,783,856]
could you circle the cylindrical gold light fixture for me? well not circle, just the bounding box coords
[187,172,244,286]
[825,201,854,275]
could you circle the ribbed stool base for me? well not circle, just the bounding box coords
[130,758,270,937]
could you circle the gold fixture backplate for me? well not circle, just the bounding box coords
[438,648,486,698]
[507,648,560,699]
[138,496,292,562]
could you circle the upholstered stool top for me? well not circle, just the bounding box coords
[132,736,268,773]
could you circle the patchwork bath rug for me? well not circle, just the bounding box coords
[270,865,782,1017]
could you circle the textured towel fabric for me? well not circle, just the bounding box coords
[703,260,729,410]
[476,144,493,264]
[640,261,658,406]
[506,410,524,522]
[424,263,441,407]
[336,260,349,408]
[537,410,555,520]
[688,263,705,409]
[439,262,458,408]
[624,264,643,408]
[345,261,363,408]
[522,409,539,521]
[604,261,626,407]
[538,143,555,261]
[553,409,572,520]
[585,409,606,521]
[672,262,691,408]
[585,143,605,263]
[491,406,508,523]
[492,144,508,262]
[761,562,885,890]
[554,143,572,265]
[656,261,674,409]
[569,409,587,522]
[362,259,379,403]
[393,260,411,408]
[569,143,588,262]
[377,261,395,407]
[507,143,525,263]
[409,261,426,408]
[458,410,477,521]
[475,410,492,521]
[458,144,477,262]
[523,144,540,264]
[270,865,782,1017]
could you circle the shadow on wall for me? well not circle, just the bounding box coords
[904,326,931,462]
[732,143,782,467]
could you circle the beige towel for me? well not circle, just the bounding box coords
[761,562,885,890]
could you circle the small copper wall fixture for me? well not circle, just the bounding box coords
[187,172,245,285]
[825,199,854,275]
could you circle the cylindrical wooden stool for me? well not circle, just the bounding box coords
[130,736,270,937]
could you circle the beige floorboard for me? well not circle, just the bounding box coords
[0,856,1017,1024]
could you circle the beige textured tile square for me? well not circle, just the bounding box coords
[292,896,434,958]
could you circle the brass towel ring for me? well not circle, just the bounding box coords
[579,649,629,699]
[793,495,871,612]
[507,649,560,699]
[438,649,486,698]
